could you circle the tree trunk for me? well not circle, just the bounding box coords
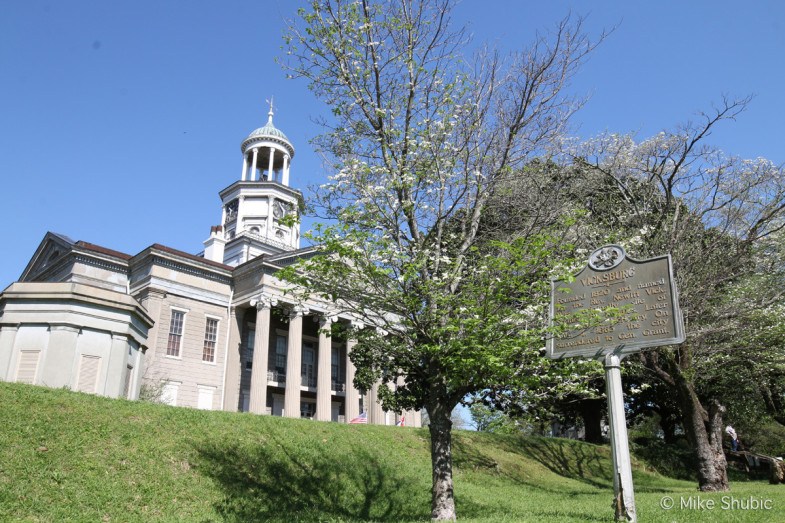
[577,398,604,444]
[674,373,729,491]
[427,401,456,521]
[657,407,679,445]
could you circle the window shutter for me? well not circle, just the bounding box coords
[77,355,101,393]
[16,351,41,384]
[197,386,215,410]
[162,382,180,406]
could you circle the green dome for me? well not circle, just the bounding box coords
[241,111,295,158]
[247,120,290,142]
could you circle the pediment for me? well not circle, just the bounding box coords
[19,232,76,282]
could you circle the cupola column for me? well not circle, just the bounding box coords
[267,147,275,182]
[241,154,249,181]
[282,154,290,186]
[250,148,260,182]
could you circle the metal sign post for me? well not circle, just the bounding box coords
[547,245,686,523]
[605,352,636,521]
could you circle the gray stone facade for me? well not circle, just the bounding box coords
[0,113,421,428]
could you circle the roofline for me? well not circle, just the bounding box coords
[75,240,133,261]
[20,232,132,283]
[132,243,234,273]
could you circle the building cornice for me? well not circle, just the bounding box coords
[129,245,234,286]
[218,180,303,203]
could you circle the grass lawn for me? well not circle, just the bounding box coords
[0,382,781,522]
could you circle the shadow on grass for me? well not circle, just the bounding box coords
[193,434,426,522]
[516,437,612,489]
[454,434,612,489]
[458,434,680,494]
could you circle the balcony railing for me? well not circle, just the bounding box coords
[267,370,286,383]
[266,370,345,391]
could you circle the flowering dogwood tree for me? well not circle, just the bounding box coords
[281,1,605,519]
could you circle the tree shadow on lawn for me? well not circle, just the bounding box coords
[193,434,427,522]
[497,436,677,493]
[451,434,610,490]
[455,434,675,494]
[516,437,613,489]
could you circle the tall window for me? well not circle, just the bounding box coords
[331,348,341,390]
[245,329,255,370]
[166,310,185,357]
[275,335,287,380]
[301,343,316,388]
[203,318,219,363]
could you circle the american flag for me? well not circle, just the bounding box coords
[349,412,367,424]
[396,415,406,427]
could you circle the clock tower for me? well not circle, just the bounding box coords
[203,105,302,265]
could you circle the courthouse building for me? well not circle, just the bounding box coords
[0,109,420,427]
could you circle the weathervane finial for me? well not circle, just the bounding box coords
[265,96,274,124]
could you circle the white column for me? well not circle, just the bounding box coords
[344,337,360,423]
[604,353,637,522]
[250,148,259,182]
[249,295,276,415]
[396,376,408,426]
[282,154,290,186]
[368,381,386,425]
[283,306,307,418]
[267,146,275,181]
[241,154,248,181]
[222,307,244,411]
[315,315,334,421]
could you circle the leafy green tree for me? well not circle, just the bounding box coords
[468,400,519,434]
[692,232,785,452]
[281,1,604,518]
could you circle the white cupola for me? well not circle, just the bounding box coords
[203,102,303,266]
[240,104,295,185]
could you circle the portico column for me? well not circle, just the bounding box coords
[283,305,307,418]
[241,154,248,181]
[368,381,386,425]
[395,376,408,426]
[282,154,290,186]
[344,337,360,423]
[250,148,259,181]
[267,147,275,181]
[315,315,335,421]
[249,295,276,414]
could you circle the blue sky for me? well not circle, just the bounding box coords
[1,0,783,291]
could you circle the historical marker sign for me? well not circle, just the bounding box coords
[547,245,686,359]
[545,245,687,523]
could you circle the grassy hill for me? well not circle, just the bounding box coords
[1,382,781,522]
